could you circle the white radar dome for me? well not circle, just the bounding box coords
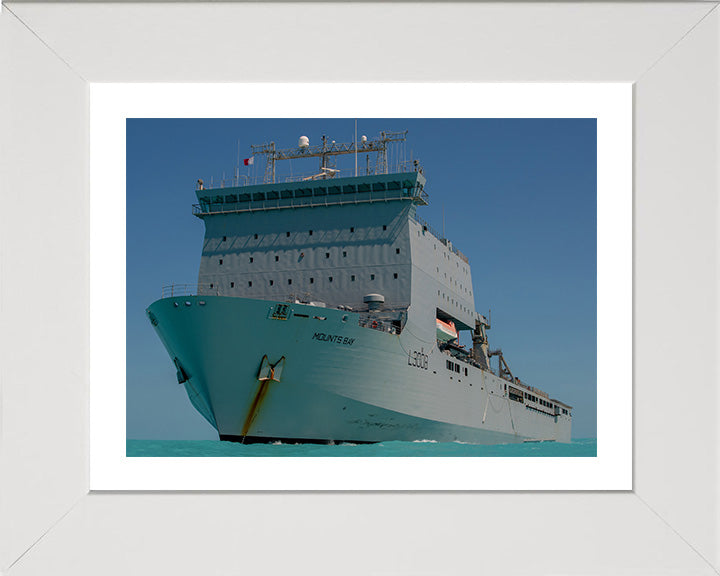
[299,136,310,148]
[361,135,367,143]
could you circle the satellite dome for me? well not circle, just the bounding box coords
[299,136,310,148]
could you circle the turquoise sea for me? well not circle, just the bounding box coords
[127,437,596,457]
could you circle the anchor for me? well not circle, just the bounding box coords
[241,355,285,442]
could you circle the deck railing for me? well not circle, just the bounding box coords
[409,213,469,263]
[161,284,217,298]
[198,162,421,191]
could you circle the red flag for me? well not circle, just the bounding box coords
[243,157,254,166]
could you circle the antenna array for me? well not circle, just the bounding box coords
[250,131,408,184]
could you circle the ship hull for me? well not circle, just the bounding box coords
[147,296,571,444]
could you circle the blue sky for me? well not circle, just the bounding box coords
[127,118,597,439]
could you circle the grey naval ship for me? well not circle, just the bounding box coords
[147,131,572,444]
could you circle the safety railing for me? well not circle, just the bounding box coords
[161,284,217,298]
[409,213,469,264]
[358,317,399,335]
[198,162,422,190]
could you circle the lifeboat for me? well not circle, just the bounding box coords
[436,318,458,342]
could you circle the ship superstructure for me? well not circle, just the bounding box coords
[147,131,572,444]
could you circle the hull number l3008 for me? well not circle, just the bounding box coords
[408,349,429,370]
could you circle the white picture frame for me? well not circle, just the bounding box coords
[93,83,630,491]
[1,2,718,574]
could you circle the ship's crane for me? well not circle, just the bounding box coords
[488,348,515,383]
[471,314,492,369]
[250,131,409,184]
